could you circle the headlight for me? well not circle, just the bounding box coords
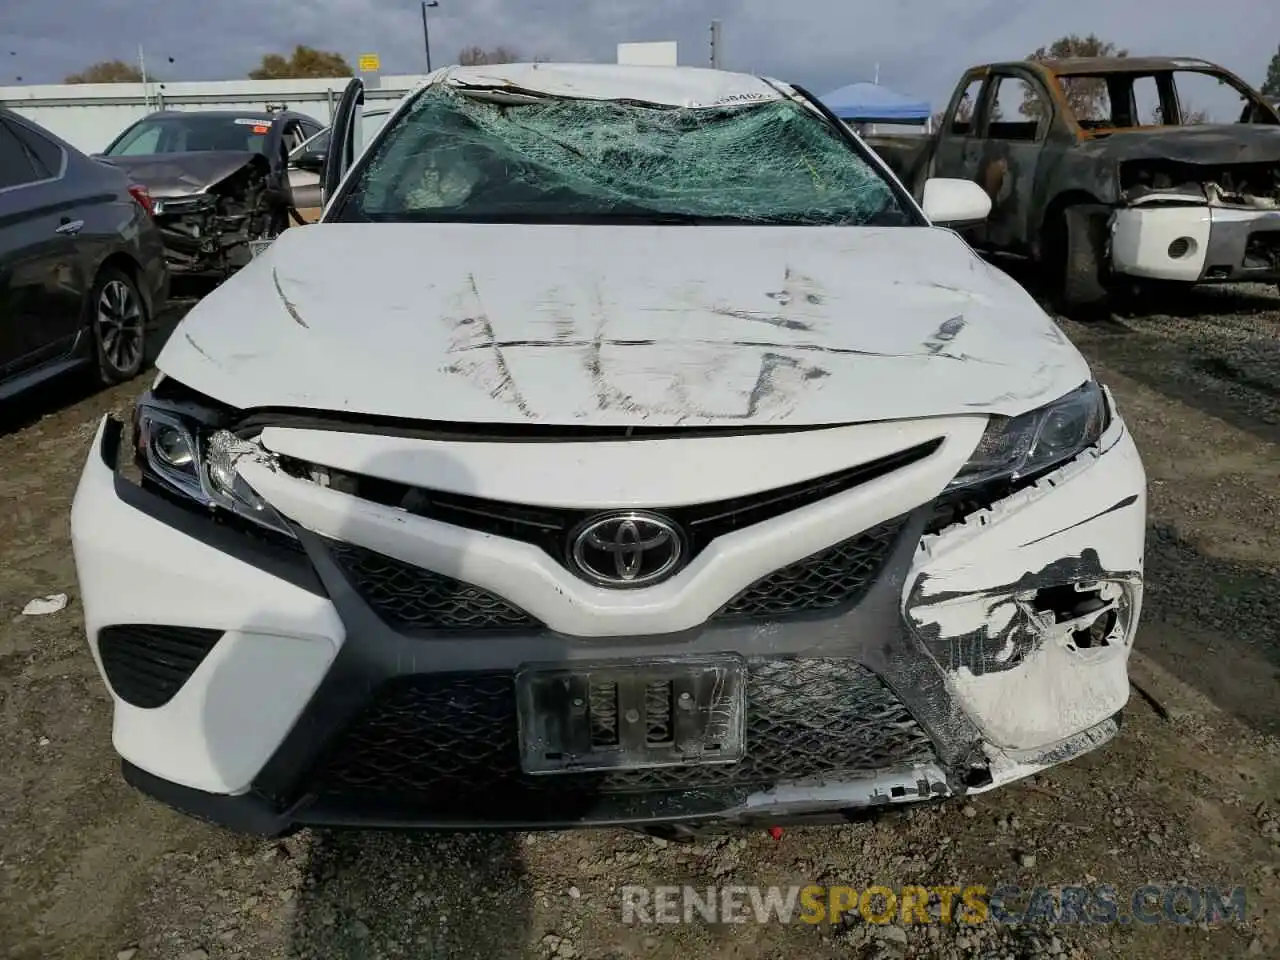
[949,381,1108,488]
[133,401,296,539]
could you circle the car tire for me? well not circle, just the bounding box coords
[1048,205,1111,321]
[89,266,148,385]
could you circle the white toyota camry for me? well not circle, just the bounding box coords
[70,63,1146,836]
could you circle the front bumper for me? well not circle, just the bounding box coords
[70,411,1146,835]
[1111,203,1280,283]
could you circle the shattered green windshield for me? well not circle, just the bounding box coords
[336,86,910,225]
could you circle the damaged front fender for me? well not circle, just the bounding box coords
[904,414,1146,752]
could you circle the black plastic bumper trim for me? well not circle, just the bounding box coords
[122,760,298,837]
[120,759,922,835]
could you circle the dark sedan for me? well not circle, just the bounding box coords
[0,108,169,401]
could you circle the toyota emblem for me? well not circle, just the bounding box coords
[568,512,684,588]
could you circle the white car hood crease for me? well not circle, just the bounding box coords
[158,222,1090,426]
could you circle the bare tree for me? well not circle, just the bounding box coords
[1022,34,1129,121]
[457,45,523,66]
[456,45,549,66]
[64,59,143,83]
[1149,101,1209,125]
[249,45,353,79]
[931,90,1000,130]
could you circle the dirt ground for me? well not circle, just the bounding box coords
[0,282,1277,960]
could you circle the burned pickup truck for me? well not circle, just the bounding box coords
[866,57,1280,313]
[98,110,324,277]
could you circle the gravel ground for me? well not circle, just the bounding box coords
[0,283,1277,960]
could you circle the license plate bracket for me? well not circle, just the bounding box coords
[515,656,746,775]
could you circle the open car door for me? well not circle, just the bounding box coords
[320,77,365,214]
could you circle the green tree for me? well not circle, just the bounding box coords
[64,59,143,83]
[1261,44,1280,99]
[1022,34,1129,121]
[248,45,352,80]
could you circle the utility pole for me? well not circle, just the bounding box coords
[709,20,723,69]
[137,44,150,109]
[421,0,440,73]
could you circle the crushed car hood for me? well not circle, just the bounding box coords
[1077,124,1280,165]
[158,222,1091,427]
[99,151,263,198]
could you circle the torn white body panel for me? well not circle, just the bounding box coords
[950,633,1131,751]
[158,222,1089,427]
[906,418,1146,751]
[439,62,790,109]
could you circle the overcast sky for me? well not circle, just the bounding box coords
[4,0,1277,111]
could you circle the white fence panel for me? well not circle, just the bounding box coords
[0,76,426,153]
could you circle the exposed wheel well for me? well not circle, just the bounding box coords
[1038,191,1105,263]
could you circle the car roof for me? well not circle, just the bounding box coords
[137,109,308,122]
[1016,56,1225,77]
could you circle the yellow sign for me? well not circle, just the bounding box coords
[358,53,380,72]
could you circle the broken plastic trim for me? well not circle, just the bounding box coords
[910,570,1140,682]
[947,381,1108,489]
[731,713,1121,815]
[1119,158,1280,211]
[132,397,295,540]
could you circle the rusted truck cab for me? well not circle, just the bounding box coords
[870,57,1280,311]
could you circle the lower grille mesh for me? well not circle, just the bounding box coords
[98,624,224,709]
[328,541,539,632]
[312,658,937,821]
[714,518,906,620]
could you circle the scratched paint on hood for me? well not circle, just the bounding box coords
[158,221,1091,426]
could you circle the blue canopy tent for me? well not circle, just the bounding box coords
[818,81,931,124]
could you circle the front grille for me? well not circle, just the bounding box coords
[328,541,539,633]
[311,658,937,821]
[330,517,904,633]
[288,438,941,572]
[714,518,906,620]
[97,624,224,709]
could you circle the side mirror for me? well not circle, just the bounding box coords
[291,151,326,174]
[921,178,992,226]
